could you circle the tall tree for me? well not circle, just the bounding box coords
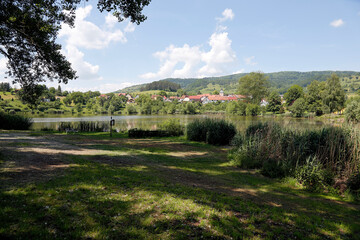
[323,73,346,113]
[283,85,304,107]
[238,72,269,104]
[266,91,282,113]
[306,80,326,116]
[0,0,151,104]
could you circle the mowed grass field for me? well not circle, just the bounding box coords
[0,131,359,239]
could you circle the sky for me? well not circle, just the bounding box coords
[1,0,360,93]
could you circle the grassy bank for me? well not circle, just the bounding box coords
[0,131,359,239]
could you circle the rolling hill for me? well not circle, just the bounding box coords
[115,71,360,94]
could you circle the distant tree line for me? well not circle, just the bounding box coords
[140,80,181,92]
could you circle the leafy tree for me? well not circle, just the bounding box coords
[289,98,306,117]
[284,85,304,107]
[0,82,11,92]
[346,99,360,123]
[266,91,282,113]
[71,92,85,105]
[306,81,326,116]
[238,72,269,104]
[75,103,82,113]
[323,74,346,113]
[246,103,260,116]
[63,95,72,106]
[0,0,151,103]
[213,90,219,95]
[56,86,62,96]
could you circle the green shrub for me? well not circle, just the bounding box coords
[0,111,33,130]
[345,99,360,123]
[295,156,325,192]
[159,119,183,136]
[289,98,306,117]
[261,159,285,178]
[186,118,236,145]
[245,103,260,116]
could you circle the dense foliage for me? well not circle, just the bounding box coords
[238,72,269,104]
[0,0,151,103]
[140,80,181,92]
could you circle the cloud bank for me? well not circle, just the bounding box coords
[140,9,237,80]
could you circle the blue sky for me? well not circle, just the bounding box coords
[1,0,360,92]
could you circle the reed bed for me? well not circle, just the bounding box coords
[230,122,360,180]
[58,121,109,132]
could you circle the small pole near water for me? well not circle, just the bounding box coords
[110,116,115,137]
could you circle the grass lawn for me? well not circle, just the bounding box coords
[0,131,359,239]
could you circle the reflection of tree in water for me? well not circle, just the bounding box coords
[31,115,332,132]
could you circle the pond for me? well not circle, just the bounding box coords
[31,114,341,132]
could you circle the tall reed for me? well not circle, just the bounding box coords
[230,122,360,179]
[58,121,109,132]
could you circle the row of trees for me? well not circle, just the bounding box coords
[238,72,346,117]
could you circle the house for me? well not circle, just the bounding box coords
[99,94,108,99]
[188,96,202,102]
[260,99,269,107]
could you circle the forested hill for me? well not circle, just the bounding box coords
[116,71,360,94]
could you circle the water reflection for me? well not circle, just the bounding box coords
[31,114,337,132]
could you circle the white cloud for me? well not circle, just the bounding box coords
[105,13,118,29]
[124,22,136,33]
[0,58,7,76]
[217,8,235,22]
[140,44,202,79]
[233,69,245,74]
[330,19,345,28]
[62,45,101,81]
[244,56,257,66]
[141,10,237,80]
[59,5,127,49]
[199,32,236,75]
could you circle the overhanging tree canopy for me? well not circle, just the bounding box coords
[0,0,151,105]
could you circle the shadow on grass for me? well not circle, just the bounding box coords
[0,133,360,239]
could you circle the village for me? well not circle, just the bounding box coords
[100,89,270,106]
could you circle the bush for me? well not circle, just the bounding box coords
[261,159,285,178]
[347,172,360,192]
[295,156,326,192]
[289,98,306,117]
[0,111,33,130]
[128,129,170,138]
[187,118,236,145]
[159,119,183,136]
[345,99,360,123]
[245,104,260,116]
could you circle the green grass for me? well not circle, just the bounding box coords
[0,132,359,239]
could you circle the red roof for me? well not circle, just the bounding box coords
[188,96,202,100]
[118,93,127,96]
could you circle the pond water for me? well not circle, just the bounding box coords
[31,114,341,132]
